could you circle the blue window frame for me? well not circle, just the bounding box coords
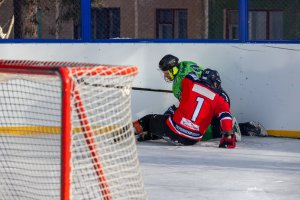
[0,0,298,43]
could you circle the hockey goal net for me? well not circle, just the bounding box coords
[0,60,147,200]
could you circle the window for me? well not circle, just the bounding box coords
[156,9,187,39]
[227,10,239,40]
[92,8,120,39]
[249,10,283,40]
[227,9,283,40]
[268,11,283,40]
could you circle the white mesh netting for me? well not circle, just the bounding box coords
[0,60,147,200]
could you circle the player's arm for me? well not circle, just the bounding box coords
[218,130,236,149]
[214,97,236,149]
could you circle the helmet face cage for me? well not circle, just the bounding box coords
[201,69,221,88]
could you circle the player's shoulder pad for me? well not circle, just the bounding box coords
[180,60,197,65]
[212,89,231,106]
[185,73,199,82]
[220,91,230,104]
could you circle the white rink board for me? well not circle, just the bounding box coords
[1,43,300,131]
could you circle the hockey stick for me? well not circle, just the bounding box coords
[76,77,173,93]
[132,87,172,93]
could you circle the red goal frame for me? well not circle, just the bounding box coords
[0,60,138,200]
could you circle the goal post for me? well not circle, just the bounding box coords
[0,60,147,200]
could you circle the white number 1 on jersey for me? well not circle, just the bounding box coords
[191,97,204,122]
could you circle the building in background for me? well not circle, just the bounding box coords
[0,0,299,40]
[214,0,300,40]
[92,0,208,39]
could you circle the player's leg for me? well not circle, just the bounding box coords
[147,115,197,145]
[133,114,163,141]
[201,125,214,141]
[133,119,157,141]
[133,114,197,145]
[203,117,223,141]
[206,116,242,142]
[239,121,268,136]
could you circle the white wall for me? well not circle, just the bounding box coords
[1,43,299,131]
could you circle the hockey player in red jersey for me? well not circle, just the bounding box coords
[133,68,236,148]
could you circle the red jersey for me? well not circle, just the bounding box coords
[166,73,232,141]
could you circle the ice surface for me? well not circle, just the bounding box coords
[137,137,300,200]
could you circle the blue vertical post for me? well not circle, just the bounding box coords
[239,0,248,42]
[81,0,91,42]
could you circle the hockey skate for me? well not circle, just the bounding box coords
[232,117,242,142]
[239,121,268,137]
